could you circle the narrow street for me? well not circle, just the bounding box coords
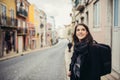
[0,0,120,80]
[0,39,68,80]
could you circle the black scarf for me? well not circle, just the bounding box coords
[73,42,89,78]
[74,42,89,56]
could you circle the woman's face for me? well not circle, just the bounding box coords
[76,25,88,41]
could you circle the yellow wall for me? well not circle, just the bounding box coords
[0,0,16,18]
[28,4,34,24]
[29,4,40,37]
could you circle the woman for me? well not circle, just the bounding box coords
[68,23,101,80]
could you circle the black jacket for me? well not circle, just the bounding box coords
[69,44,101,80]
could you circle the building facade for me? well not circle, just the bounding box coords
[64,24,73,42]
[28,4,35,49]
[0,0,17,57]
[39,10,47,47]
[34,6,41,49]
[46,23,52,46]
[0,0,48,58]
[16,0,30,52]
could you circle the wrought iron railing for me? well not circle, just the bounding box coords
[17,8,28,18]
[17,27,28,35]
[74,0,85,11]
[0,15,17,27]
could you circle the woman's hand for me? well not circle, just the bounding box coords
[67,71,71,77]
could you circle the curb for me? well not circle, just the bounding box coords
[0,46,51,61]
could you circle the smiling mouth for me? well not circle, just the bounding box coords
[78,34,84,37]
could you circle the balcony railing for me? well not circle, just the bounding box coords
[0,15,17,28]
[75,0,85,11]
[17,8,28,18]
[17,27,28,36]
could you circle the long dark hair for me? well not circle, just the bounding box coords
[73,23,93,45]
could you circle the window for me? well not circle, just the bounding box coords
[23,21,25,28]
[10,9,14,25]
[26,6,28,13]
[93,1,100,28]
[17,0,20,11]
[0,4,6,24]
[114,0,119,27]
[18,19,20,27]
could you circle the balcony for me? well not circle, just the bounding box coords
[75,0,85,12]
[85,0,89,6]
[17,27,28,36]
[0,15,17,30]
[17,8,28,18]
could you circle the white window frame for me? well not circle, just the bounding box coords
[17,0,20,11]
[114,0,120,27]
[23,21,25,28]
[93,1,100,28]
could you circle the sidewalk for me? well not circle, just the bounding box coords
[0,47,50,61]
[64,47,119,80]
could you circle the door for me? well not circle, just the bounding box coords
[18,36,23,53]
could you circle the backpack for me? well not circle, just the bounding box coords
[94,42,112,76]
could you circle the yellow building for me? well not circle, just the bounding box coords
[28,4,34,23]
[0,0,17,56]
[29,4,41,49]
[28,4,36,49]
[28,4,47,48]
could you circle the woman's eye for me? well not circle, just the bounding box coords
[81,28,85,31]
[76,28,85,31]
[76,29,80,31]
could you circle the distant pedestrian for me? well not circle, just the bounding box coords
[68,23,103,80]
[67,42,72,52]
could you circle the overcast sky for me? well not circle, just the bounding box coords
[28,0,72,28]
